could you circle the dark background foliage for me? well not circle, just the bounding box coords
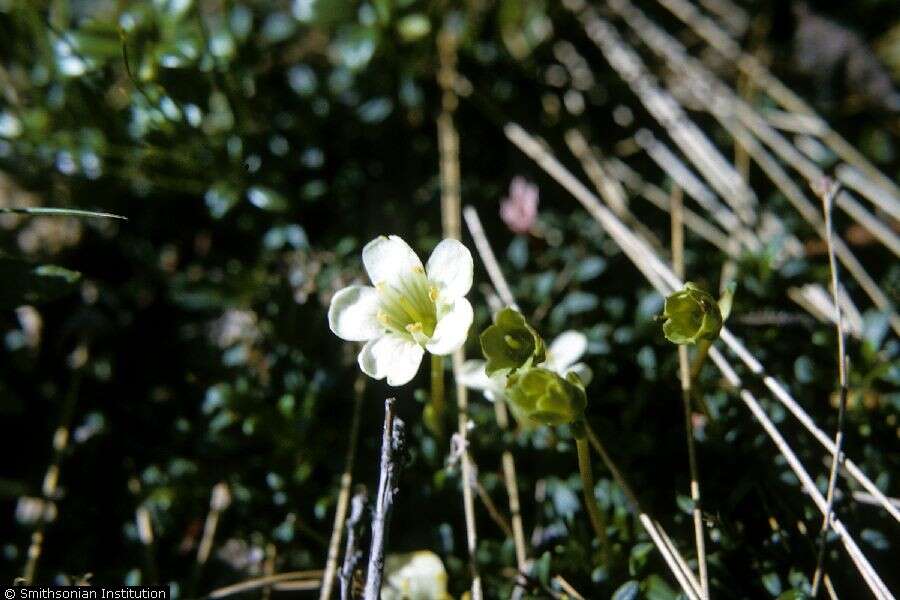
[0,0,898,598]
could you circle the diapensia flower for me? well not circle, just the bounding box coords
[328,235,474,386]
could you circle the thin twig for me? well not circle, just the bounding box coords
[438,22,483,600]
[340,489,368,600]
[362,399,405,600]
[671,188,709,599]
[811,180,849,596]
[320,375,366,600]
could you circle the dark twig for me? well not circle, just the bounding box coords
[362,398,405,600]
[340,489,368,600]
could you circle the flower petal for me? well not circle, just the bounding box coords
[426,297,473,355]
[426,238,473,299]
[458,360,493,391]
[547,331,588,372]
[566,363,593,387]
[358,334,424,386]
[362,235,424,287]
[328,285,383,341]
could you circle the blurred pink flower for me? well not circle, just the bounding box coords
[500,176,539,234]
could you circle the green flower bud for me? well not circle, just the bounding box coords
[661,282,723,345]
[479,307,546,376]
[506,368,587,426]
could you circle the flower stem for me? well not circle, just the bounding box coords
[689,338,712,383]
[689,339,714,420]
[426,354,445,437]
[575,432,610,564]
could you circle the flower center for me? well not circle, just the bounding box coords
[375,267,439,344]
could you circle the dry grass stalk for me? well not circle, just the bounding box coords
[319,375,366,600]
[502,120,895,598]
[438,24,483,600]
[564,129,664,249]
[603,158,734,255]
[836,164,900,222]
[571,5,757,226]
[810,180,850,595]
[651,0,900,211]
[604,0,900,337]
[208,571,323,599]
[553,574,587,600]
[22,377,82,584]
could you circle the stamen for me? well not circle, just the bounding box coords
[504,335,522,349]
[406,322,431,346]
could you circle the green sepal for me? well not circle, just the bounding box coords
[661,282,723,345]
[479,307,546,376]
[505,367,587,427]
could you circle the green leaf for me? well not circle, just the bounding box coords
[611,580,639,600]
[247,186,288,212]
[0,258,81,309]
[643,575,678,600]
[0,207,126,220]
[628,542,654,576]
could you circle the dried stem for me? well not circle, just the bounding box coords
[362,398,405,600]
[811,180,850,596]
[462,205,529,572]
[574,435,610,562]
[438,22,483,600]
[340,489,368,600]
[671,187,710,599]
[320,375,366,600]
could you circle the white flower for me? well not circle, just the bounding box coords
[381,551,451,600]
[328,235,474,386]
[459,329,593,401]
